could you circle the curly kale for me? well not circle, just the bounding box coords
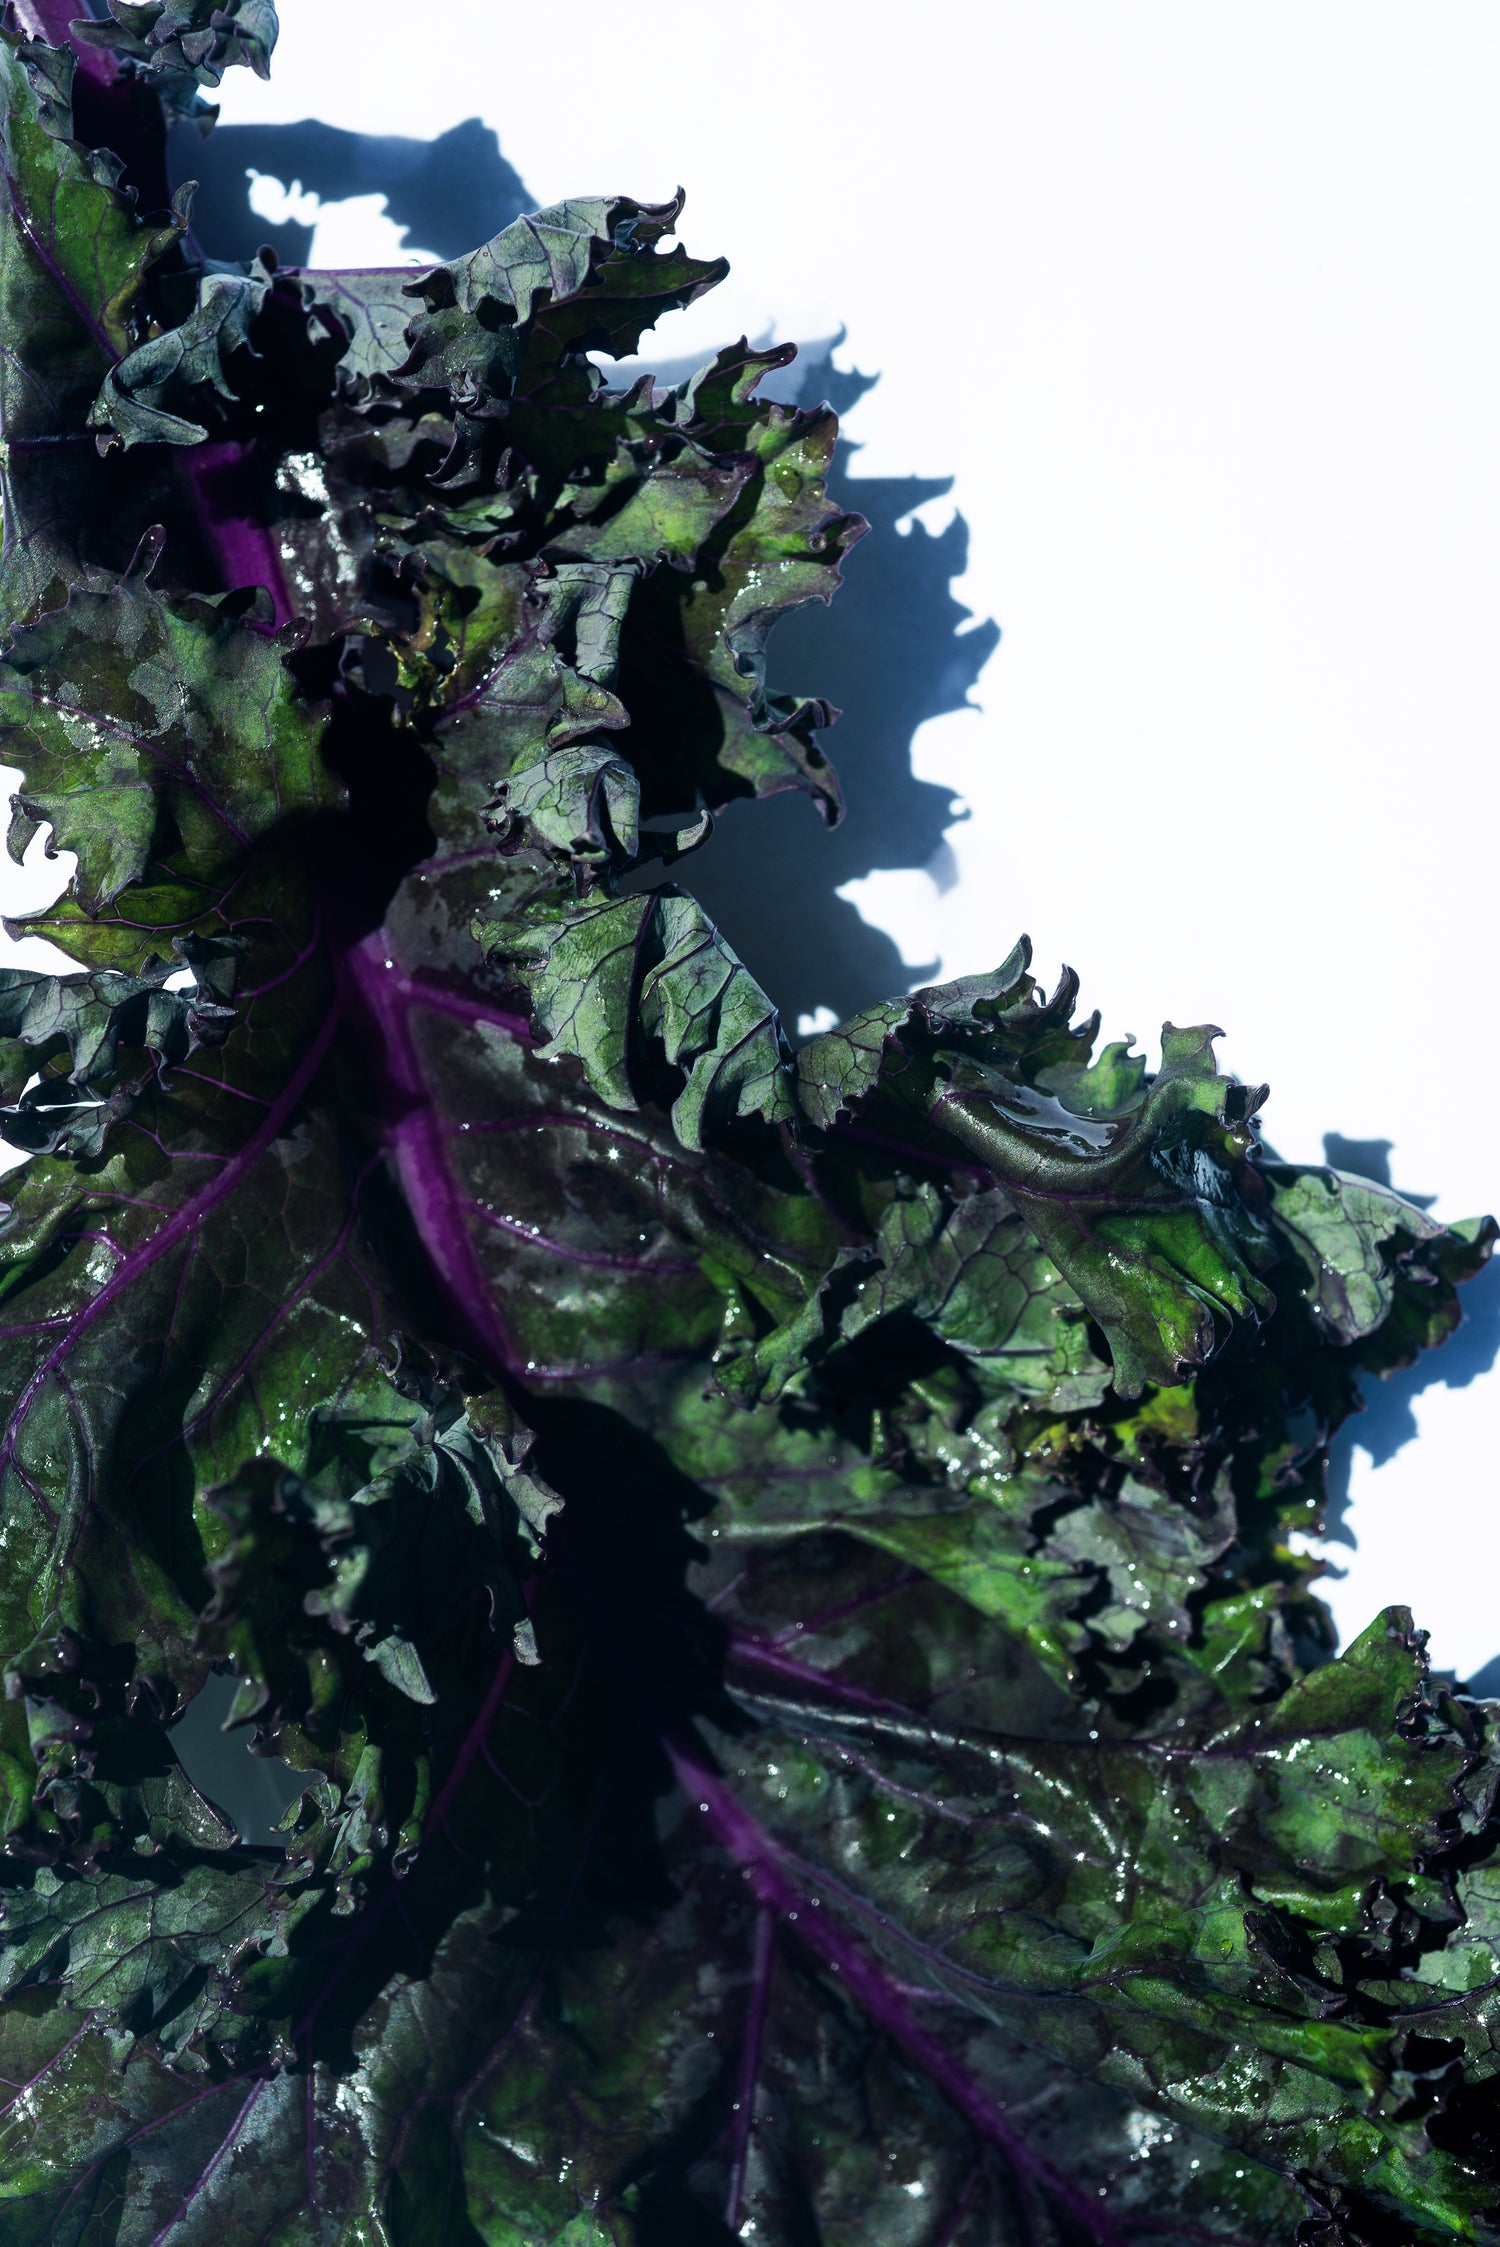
[0,10,1494,2242]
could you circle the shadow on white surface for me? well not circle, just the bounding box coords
[1294,1139,1500,1686]
[665,342,998,1030]
[169,1669,318,1847]
[167,111,529,267]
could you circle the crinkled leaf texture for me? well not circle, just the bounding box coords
[69,0,276,130]
[70,1,278,85]
[0,22,1494,2247]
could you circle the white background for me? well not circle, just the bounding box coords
[13,5,1499,1671]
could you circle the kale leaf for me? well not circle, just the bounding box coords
[0,17,1493,2244]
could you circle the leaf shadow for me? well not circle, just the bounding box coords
[1317,1132,1500,1686]
[679,341,998,1030]
[165,112,532,266]
[168,1665,316,1846]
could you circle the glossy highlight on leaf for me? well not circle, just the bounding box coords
[0,16,1492,2246]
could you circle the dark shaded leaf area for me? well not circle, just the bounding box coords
[0,20,1494,2245]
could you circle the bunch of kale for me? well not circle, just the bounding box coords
[0,7,1494,2241]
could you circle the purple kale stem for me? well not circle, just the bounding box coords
[338,929,524,1380]
[668,1737,1134,2247]
[183,442,297,629]
[10,0,114,89]
[725,1901,775,2232]
[0,1005,341,1480]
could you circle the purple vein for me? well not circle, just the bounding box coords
[396,969,531,1042]
[2,681,251,847]
[833,1118,991,1180]
[237,920,324,1000]
[729,1635,917,1721]
[725,1903,775,2232]
[767,1568,924,1646]
[339,932,522,1379]
[475,1205,697,1276]
[143,2077,267,2247]
[138,1151,383,1469]
[0,1007,339,1476]
[721,1689,1247,1964]
[168,1066,273,1109]
[669,1738,1133,2247]
[0,2014,91,2104]
[52,2070,271,2237]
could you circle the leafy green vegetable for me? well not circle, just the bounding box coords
[0,25,186,616]
[0,16,1493,2243]
[70,0,277,130]
[70,1,278,85]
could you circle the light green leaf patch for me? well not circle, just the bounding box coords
[0,553,339,910]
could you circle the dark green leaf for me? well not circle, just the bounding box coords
[481,882,795,1149]
[91,265,272,449]
[0,38,1492,2241]
[70,1,278,87]
[0,27,183,614]
[0,547,339,910]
